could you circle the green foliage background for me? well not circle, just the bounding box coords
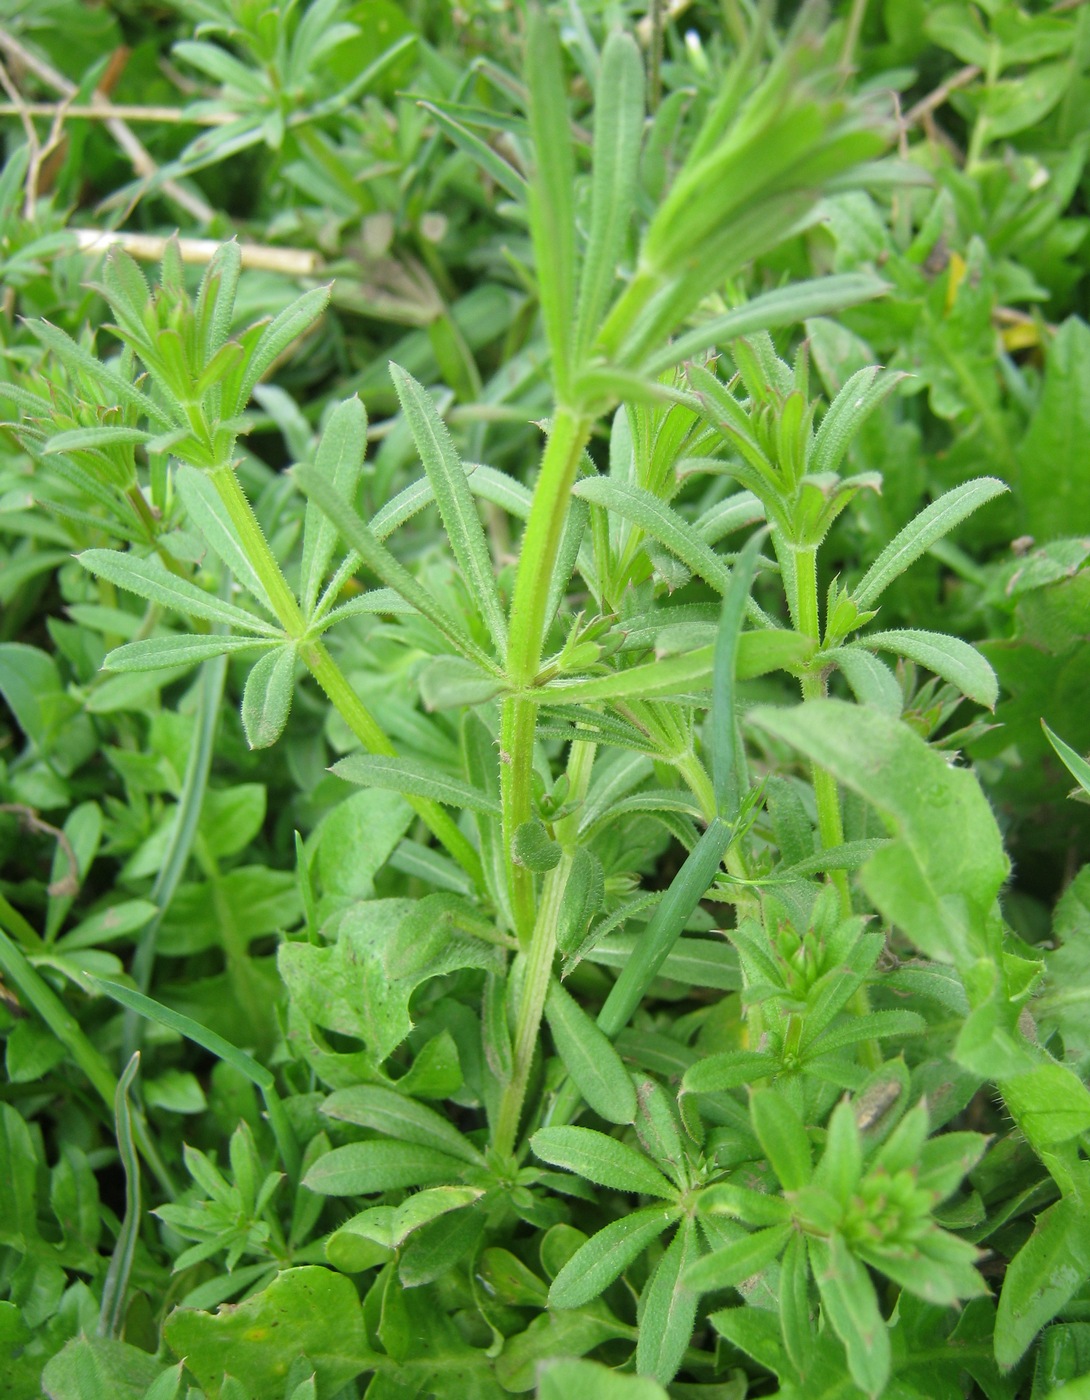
[2,1,1090,1397]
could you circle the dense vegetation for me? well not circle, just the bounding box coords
[2,1,1090,1396]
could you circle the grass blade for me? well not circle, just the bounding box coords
[596,817,732,1039]
[98,1052,142,1339]
[92,976,299,1182]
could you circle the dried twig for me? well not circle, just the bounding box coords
[0,56,69,216]
[73,227,322,276]
[0,804,80,897]
[0,25,215,225]
[635,0,693,44]
[904,64,981,130]
[0,100,236,125]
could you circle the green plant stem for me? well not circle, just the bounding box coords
[492,853,570,1160]
[210,465,483,888]
[502,407,591,939]
[794,543,878,1065]
[0,923,175,1197]
[838,0,869,77]
[493,738,597,1158]
[793,546,850,911]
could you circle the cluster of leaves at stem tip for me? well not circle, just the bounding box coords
[4,2,1090,1400]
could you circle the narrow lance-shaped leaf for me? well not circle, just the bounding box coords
[1042,720,1090,798]
[229,284,332,415]
[711,527,768,821]
[332,753,500,816]
[636,1216,699,1385]
[809,367,906,477]
[853,478,1009,610]
[859,629,998,710]
[417,100,528,201]
[104,635,271,673]
[810,1234,890,1398]
[390,364,507,658]
[303,1140,466,1197]
[685,1223,793,1295]
[574,476,731,594]
[643,273,890,377]
[778,1229,813,1378]
[544,631,813,705]
[545,978,637,1126]
[531,1125,677,1199]
[822,645,901,714]
[321,1084,485,1166]
[750,1089,812,1191]
[80,550,280,635]
[299,396,367,617]
[577,30,644,359]
[549,1207,679,1310]
[995,1193,1090,1369]
[293,461,495,669]
[174,463,276,614]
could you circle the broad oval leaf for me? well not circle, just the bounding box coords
[241,644,296,750]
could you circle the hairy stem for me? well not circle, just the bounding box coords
[502,408,591,939]
[794,542,878,1064]
[793,545,850,910]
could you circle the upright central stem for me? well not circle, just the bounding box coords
[794,540,878,1067]
[502,407,590,942]
[792,544,849,912]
